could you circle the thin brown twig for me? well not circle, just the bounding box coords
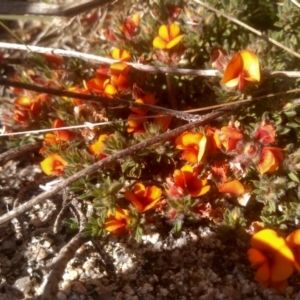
[41,232,88,300]
[1,42,300,77]
[0,0,114,17]
[194,0,300,60]
[186,88,300,114]
[0,104,238,227]
[0,78,200,122]
[0,142,42,166]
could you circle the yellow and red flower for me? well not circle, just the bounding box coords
[175,131,207,164]
[124,183,162,213]
[153,23,184,50]
[222,50,260,91]
[254,120,276,145]
[218,123,243,152]
[257,147,284,174]
[44,118,75,145]
[111,48,131,62]
[127,113,147,133]
[120,13,140,38]
[40,154,68,176]
[247,229,295,290]
[104,208,130,236]
[89,134,109,159]
[110,62,130,92]
[166,165,210,198]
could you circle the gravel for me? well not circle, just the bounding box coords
[0,158,299,299]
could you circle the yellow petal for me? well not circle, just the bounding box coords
[153,36,168,49]
[240,50,260,82]
[158,25,169,41]
[197,135,207,163]
[166,34,184,49]
[169,23,181,40]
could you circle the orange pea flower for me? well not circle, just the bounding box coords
[254,120,276,144]
[218,124,243,152]
[205,126,222,153]
[110,62,130,92]
[124,183,162,213]
[40,154,68,176]
[218,179,246,195]
[111,48,131,62]
[104,208,130,236]
[120,13,140,38]
[153,23,184,50]
[222,50,260,91]
[14,95,41,115]
[175,131,207,164]
[257,147,284,174]
[247,229,295,290]
[48,118,75,143]
[286,229,300,272]
[127,113,147,133]
[89,134,109,159]
[210,161,229,183]
[130,92,157,115]
[166,165,210,198]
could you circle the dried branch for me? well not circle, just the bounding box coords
[0,78,200,122]
[1,42,300,77]
[0,142,42,166]
[0,104,239,227]
[0,42,217,76]
[194,0,300,60]
[0,0,114,17]
[41,232,88,300]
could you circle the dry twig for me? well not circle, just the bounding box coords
[0,0,114,17]
[0,142,42,166]
[0,78,201,122]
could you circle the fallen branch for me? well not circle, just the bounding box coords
[0,104,238,226]
[0,142,42,166]
[0,0,114,17]
[1,42,300,78]
[0,78,201,122]
[41,232,88,300]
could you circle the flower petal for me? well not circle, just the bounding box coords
[218,180,245,195]
[153,36,168,49]
[166,34,184,49]
[169,23,181,40]
[158,25,169,41]
[248,248,267,267]
[124,190,144,212]
[222,53,243,86]
[240,50,260,82]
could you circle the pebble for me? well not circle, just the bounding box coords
[56,291,67,300]
[72,281,87,294]
[63,269,79,281]
[14,276,31,294]
[61,280,72,295]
